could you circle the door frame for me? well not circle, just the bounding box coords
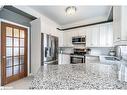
[0,18,30,86]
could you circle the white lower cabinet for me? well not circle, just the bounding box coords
[59,54,70,64]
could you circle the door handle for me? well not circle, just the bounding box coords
[2,56,6,58]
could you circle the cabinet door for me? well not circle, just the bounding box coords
[91,25,100,47]
[62,32,67,46]
[100,23,113,47]
[78,28,86,37]
[86,27,92,47]
[58,54,62,64]
[62,54,70,64]
[100,24,107,47]
[106,23,113,47]
[59,32,64,47]
[86,25,100,47]
[113,6,121,42]
[63,32,70,47]
[67,31,73,47]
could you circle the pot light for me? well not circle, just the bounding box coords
[65,6,76,16]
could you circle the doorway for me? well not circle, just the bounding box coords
[1,22,28,86]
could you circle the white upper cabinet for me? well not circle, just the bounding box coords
[113,6,122,42]
[59,32,64,47]
[113,6,127,44]
[78,28,86,37]
[106,23,113,47]
[62,22,113,47]
[62,31,73,47]
[86,23,113,47]
[64,31,72,47]
[86,27,92,47]
[91,25,100,47]
[100,23,113,47]
[86,25,100,47]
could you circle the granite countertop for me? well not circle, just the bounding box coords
[30,63,127,90]
[86,54,127,66]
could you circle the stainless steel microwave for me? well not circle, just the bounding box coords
[72,36,86,44]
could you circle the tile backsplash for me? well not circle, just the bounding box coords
[89,47,112,55]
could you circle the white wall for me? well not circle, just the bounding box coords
[29,8,61,74]
[0,22,1,85]
[31,18,41,75]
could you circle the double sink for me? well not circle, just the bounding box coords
[105,56,121,61]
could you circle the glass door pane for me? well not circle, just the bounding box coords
[14,47,19,56]
[6,67,12,77]
[20,39,24,46]
[6,27,12,36]
[20,30,25,38]
[6,47,12,56]
[14,66,19,75]
[20,65,24,73]
[6,37,12,46]
[14,28,19,37]
[14,38,19,46]
[14,57,19,65]
[20,48,24,55]
[20,56,24,64]
[6,57,12,67]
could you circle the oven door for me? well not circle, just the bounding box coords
[70,56,85,64]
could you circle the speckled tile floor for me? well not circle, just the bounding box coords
[3,76,34,89]
[30,63,127,90]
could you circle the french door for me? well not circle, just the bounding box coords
[1,22,28,86]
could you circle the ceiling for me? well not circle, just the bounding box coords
[30,6,111,25]
[4,6,37,20]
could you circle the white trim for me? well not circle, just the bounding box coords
[0,18,31,76]
[0,18,29,29]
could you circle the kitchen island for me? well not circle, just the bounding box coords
[30,63,127,90]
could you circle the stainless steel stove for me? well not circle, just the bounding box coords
[70,48,86,64]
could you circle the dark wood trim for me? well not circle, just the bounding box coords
[57,20,113,31]
[1,22,6,86]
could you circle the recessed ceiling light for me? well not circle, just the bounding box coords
[65,6,77,16]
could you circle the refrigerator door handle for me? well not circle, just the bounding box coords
[49,47,52,56]
[45,47,48,57]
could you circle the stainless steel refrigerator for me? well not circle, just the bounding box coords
[41,33,58,65]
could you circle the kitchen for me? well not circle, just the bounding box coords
[0,5,127,89]
[30,6,127,89]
